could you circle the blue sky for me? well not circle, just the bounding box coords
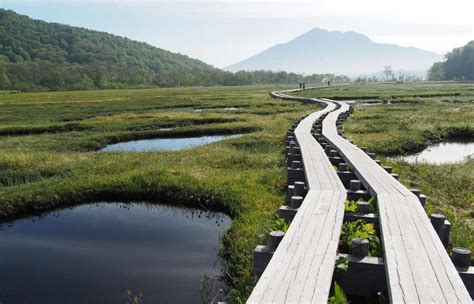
[1,0,473,68]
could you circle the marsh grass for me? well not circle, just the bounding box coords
[0,85,318,302]
[387,158,474,254]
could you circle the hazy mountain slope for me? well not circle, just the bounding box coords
[226,28,442,76]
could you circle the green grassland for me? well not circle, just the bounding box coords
[0,85,320,302]
[296,82,474,254]
[1,83,472,302]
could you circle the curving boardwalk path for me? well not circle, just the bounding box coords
[247,92,347,303]
[248,89,471,303]
[322,98,471,303]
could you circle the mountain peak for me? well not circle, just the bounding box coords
[226,28,441,76]
[306,27,369,38]
[287,27,373,46]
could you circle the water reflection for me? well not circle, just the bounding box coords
[393,141,474,164]
[0,202,230,304]
[99,134,242,152]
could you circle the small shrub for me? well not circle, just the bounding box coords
[368,197,378,213]
[268,216,289,233]
[340,220,383,257]
[344,200,358,212]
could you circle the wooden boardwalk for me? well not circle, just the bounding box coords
[247,93,347,303]
[247,89,471,303]
[322,98,471,303]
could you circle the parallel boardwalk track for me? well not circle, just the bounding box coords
[247,89,471,303]
[247,92,347,303]
[322,98,471,303]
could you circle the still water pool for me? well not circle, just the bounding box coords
[0,202,230,303]
[394,142,474,164]
[100,134,241,152]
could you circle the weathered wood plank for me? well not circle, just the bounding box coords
[247,189,346,303]
[294,102,340,190]
[251,90,470,303]
[247,91,347,303]
[321,98,471,303]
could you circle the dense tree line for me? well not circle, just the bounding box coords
[0,9,349,91]
[427,41,474,81]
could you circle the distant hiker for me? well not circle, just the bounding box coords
[299,83,302,89]
[328,80,331,86]
[303,83,306,90]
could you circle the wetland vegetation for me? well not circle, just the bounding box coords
[297,82,474,255]
[1,82,472,302]
[0,85,320,302]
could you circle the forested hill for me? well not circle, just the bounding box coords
[0,9,224,90]
[427,41,474,81]
[0,9,349,91]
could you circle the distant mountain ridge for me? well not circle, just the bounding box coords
[225,28,442,76]
[0,10,350,91]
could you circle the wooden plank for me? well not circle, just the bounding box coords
[251,90,470,303]
[320,98,471,303]
[247,91,347,303]
[247,190,346,303]
[294,101,340,190]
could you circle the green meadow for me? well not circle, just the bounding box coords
[1,82,472,302]
[297,82,474,255]
[0,85,320,302]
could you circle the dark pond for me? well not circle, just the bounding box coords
[394,142,474,164]
[100,134,241,152]
[0,202,230,303]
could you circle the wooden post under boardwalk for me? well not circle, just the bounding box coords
[351,238,369,257]
[249,90,472,303]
